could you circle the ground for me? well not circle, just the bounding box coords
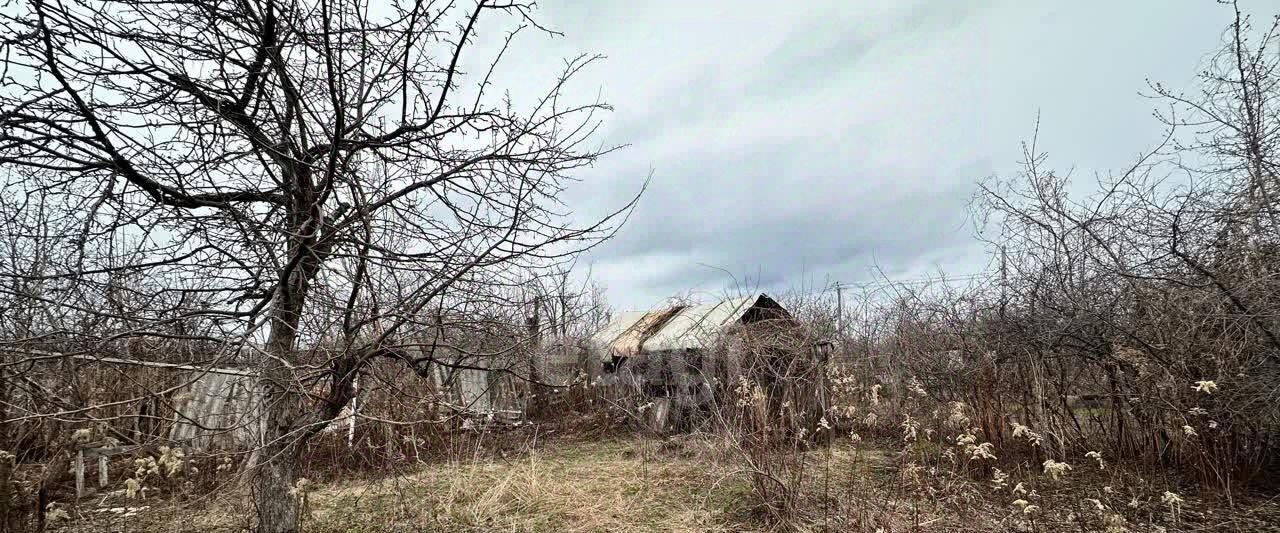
[53,437,759,532]
[46,435,1280,532]
[302,438,756,532]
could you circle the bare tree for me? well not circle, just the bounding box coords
[0,0,638,530]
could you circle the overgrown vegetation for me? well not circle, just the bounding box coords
[3,1,1279,532]
[704,5,1280,529]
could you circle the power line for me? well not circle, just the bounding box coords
[830,273,992,292]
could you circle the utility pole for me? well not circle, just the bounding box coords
[835,282,845,339]
[999,246,1008,320]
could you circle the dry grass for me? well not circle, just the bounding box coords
[54,436,756,533]
[47,434,1280,533]
[302,438,754,532]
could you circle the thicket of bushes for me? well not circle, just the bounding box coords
[706,8,1280,529]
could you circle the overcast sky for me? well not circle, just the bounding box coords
[485,0,1271,311]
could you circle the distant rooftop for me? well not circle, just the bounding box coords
[589,294,788,357]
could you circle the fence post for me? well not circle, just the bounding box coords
[98,454,108,488]
[347,377,359,448]
[74,450,85,499]
[1,451,16,533]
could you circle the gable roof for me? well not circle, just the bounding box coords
[590,294,788,358]
[641,296,757,352]
[589,311,648,349]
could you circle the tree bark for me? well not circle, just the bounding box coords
[252,322,306,533]
[252,177,319,533]
[252,436,301,533]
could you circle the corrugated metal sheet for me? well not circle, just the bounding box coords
[426,350,528,416]
[641,297,756,352]
[609,307,684,355]
[169,371,262,451]
[590,295,770,358]
[589,311,649,348]
[450,367,494,412]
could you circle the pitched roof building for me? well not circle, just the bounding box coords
[587,294,807,431]
[589,294,792,360]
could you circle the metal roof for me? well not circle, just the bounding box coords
[591,294,779,358]
[589,310,650,349]
[641,297,756,352]
[610,307,684,355]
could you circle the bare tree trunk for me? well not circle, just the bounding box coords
[252,208,316,533]
[251,437,301,533]
[253,350,305,532]
[253,331,307,533]
[526,296,544,418]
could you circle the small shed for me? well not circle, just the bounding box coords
[588,294,814,430]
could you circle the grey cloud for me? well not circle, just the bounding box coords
[585,137,982,302]
[603,0,988,153]
[531,0,1276,309]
